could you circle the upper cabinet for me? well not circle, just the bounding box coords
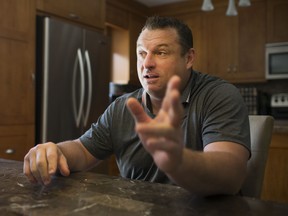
[150,0,267,83]
[128,13,146,85]
[266,0,288,43]
[202,6,239,80]
[202,0,266,83]
[37,0,105,29]
[106,0,146,86]
[177,12,205,74]
[0,0,35,126]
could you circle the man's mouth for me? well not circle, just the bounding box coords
[143,74,159,79]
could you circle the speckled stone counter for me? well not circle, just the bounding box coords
[1,159,288,216]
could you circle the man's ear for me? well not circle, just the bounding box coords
[186,48,195,69]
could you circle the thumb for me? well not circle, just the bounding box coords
[57,153,70,176]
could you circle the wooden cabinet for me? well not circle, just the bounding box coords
[236,1,266,82]
[106,0,146,86]
[261,132,288,203]
[0,125,34,161]
[0,0,35,160]
[266,0,288,43]
[106,2,129,30]
[202,6,238,79]
[202,0,266,83]
[177,12,206,73]
[36,0,105,29]
[128,13,146,86]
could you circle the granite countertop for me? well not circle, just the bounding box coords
[1,159,288,216]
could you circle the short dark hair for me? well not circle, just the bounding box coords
[141,16,193,56]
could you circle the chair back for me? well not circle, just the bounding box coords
[241,115,274,198]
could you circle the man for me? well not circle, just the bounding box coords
[24,16,250,196]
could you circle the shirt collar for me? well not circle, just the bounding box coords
[180,71,193,104]
[142,71,193,113]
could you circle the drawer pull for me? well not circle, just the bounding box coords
[5,149,15,154]
[69,13,80,20]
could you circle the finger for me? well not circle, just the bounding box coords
[46,145,70,177]
[136,123,177,140]
[126,97,151,123]
[36,148,50,185]
[161,76,183,127]
[57,152,70,177]
[169,89,183,128]
[46,144,58,176]
[161,75,181,112]
[145,137,168,150]
[25,146,44,184]
[23,153,37,184]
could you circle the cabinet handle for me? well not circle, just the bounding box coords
[5,149,15,154]
[69,13,80,20]
[233,65,237,73]
[227,66,232,73]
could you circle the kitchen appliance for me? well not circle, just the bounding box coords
[238,87,259,115]
[36,16,110,143]
[238,87,270,115]
[270,93,288,119]
[109,82,140,103]
[265,42,288,79]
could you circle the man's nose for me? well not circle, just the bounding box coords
[143,53,156,69]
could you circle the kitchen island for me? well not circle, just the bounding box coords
[1,158,288,216]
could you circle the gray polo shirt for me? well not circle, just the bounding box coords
[80,70,251,183]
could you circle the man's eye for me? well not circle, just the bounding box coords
[157,51,167,56]
[138,51,146,58]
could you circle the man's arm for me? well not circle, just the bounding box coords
[167,142,249,196]
[23,139,99,185]
[126,75,249,196]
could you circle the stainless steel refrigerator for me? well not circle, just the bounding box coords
[36,16,110,144]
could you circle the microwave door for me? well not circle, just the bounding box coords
[266,43,288,79]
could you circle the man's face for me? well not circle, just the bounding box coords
[136,28,193,100]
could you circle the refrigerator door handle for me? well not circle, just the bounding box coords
[72,48,85,128]
[83,50,92,127]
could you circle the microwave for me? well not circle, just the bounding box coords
[265,42,288,79]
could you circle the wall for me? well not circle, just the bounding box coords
[110,27,130,83]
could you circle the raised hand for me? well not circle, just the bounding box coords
[126,75,184,173]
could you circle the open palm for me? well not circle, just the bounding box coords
[126,76,184,173]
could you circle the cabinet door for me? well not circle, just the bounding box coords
[202,2,265,83]
[128,13,145,86]
[106,3,129,29]
[37,0,105,29]
[0,0,35,125]
[234,0,266,82]
[0,0,35,158]
[178,12,206,73]
[0,125,34,161]
[202,6,238,79]
[267,0,288,43]
[261,133,288,203]
[0,38,35,125]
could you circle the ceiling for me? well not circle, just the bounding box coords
[134,0,188,7]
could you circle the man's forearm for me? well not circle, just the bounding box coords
[167,148,247,196]
[57,139,98,172]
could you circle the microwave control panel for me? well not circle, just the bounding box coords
[271,93,288,108]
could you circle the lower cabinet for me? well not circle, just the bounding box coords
[0,125,35,161]
[261,132,288,203]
